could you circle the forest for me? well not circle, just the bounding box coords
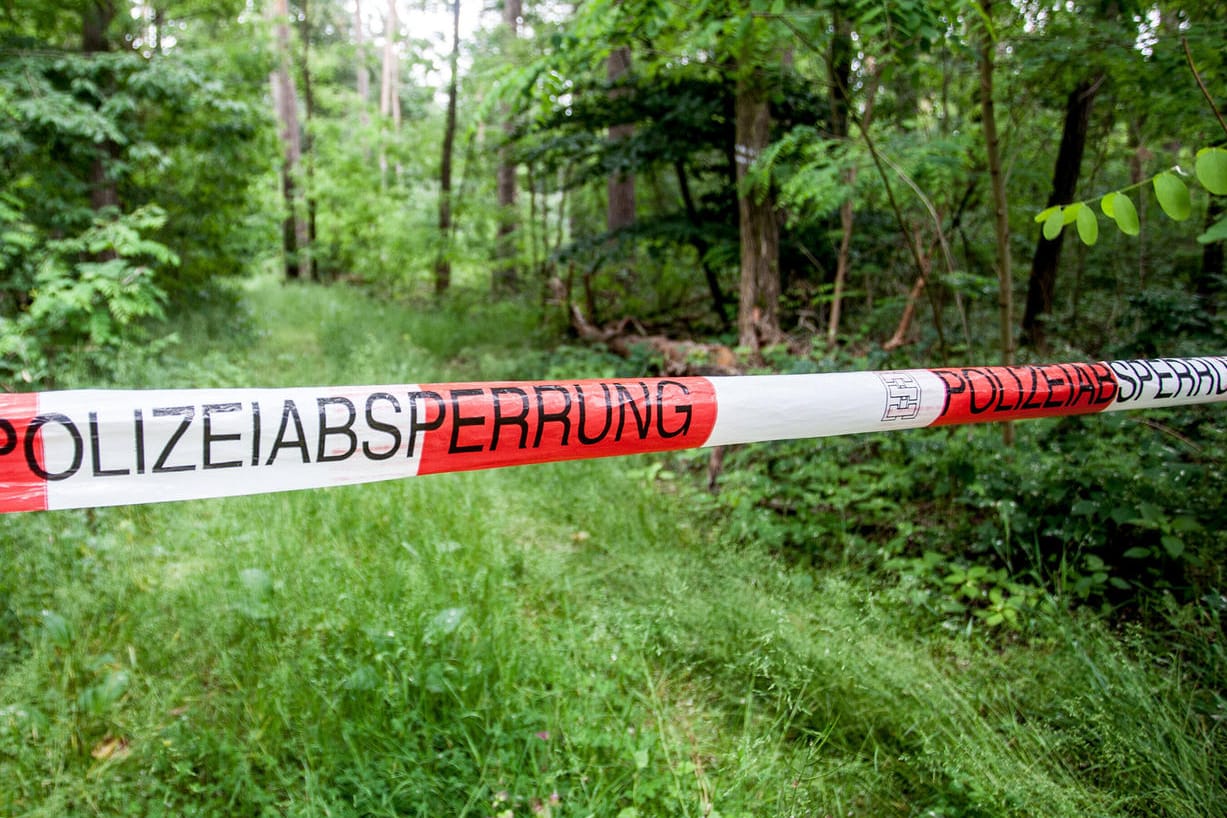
[1,0,1225,815]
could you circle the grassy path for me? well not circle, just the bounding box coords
[1,280,1221,817]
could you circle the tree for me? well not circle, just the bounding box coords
[494,0,522,293]
[607,41,635,232]
[270,0,311,280]
[436,0,461,294]
[735,62,781,353]
[978,0,1015,442]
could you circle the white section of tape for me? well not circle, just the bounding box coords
[38,385,425,511]
[1104,357,1227,412]
[704,370,947,447]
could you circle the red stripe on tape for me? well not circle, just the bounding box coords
[930,362,1119,426]
[415,378,718,475]
[0,393,47,512]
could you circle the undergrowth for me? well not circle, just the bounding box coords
[0,278,1222,817]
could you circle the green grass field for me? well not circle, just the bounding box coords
[1,279,1222,817]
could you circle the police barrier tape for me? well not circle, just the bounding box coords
[1,356,1225,514]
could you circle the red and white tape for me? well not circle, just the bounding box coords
[2,356,1224,513]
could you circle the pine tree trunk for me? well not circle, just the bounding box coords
[1021,76,1102,350]
[435,0,461,295]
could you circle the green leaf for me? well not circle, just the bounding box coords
[1042,208,1064,240]
[1153,172,1191,221]
[1075,204,1099,245]
[1198,214,1227,245]
[1110,193,1140,235]
[1034,205,1061,224]
[1161,535,1185,559]
[1195,147,1227,195]
[1100,192,1116,217]
[1122,547,1152,559]
[1062,202,1082,224]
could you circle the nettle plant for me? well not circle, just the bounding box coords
[1035,146,1227,246]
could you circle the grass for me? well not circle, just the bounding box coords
[1,277,1223,817]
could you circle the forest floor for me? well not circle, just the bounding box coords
[0,278,1222,817]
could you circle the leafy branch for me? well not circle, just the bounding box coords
[1034,147,1227,246]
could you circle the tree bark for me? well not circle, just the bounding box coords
[435,0,461,295]
[1199,196,1224,310]
[825,6,853,348]
[269,0,310,280]
[978,1,1014,443]
[735,68,781,354]
[299,0,318,274]
[379,0,400,188]
[493,0,521,293]
[607,44,635,232]
[83,0,119,236]
[1021,76,1102,350]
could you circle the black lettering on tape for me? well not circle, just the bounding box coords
[316,397,357,463]
[251,401,262,466]
[490,387,530,451]
[25,413,83,481]
[1153,360,1175,399]
[533,385,572,447]
[1042,367,1067,409]
[614,383,652,440]
[153,406,196,473]
[657,380,692,438]
[89,412,130,477]
[203,403,243,470]
[134,409,146,474]
[1021,367,1045,410]
[363,393,401,460]
[1110,361,1139,402]
[447,389,485,454]
[407,391,445,458]
[0,418,16,457]
[575,383,612,445]
[266,400,310,465]
[967,370,996,415]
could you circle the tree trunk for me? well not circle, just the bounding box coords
[83,0,119,239]
[1198,196,1224,311]
[825,6,853,349]
[493,0,521,293]
[607,44,635,232]
[298,0,318,276]
[978,1,1014,444]
[1021,76,1102,350]
[435,0,461,296]
[270,0,309,280]
[379,0,399,189]
[735,68,781,355]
